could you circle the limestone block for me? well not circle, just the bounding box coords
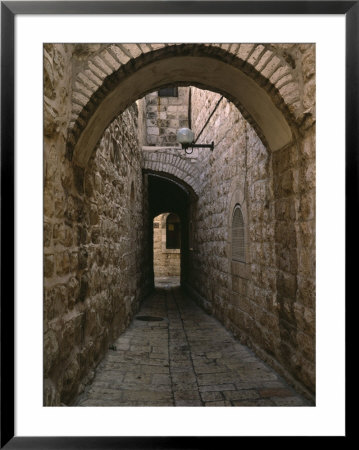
[298,247,315,275]
[83,68,102,87]
[44,254,54,278]
[277,271,297,299]
[275,198,296,221]
[44,222,52,247]
[270,66,290,85]
[256,50,273,71]
[147,127,160,136]
[43,379,60,406]
[248,45,265,65]
[303,78,316,110]
[296,331,315,360]
[44,329,59,375]
[237,44,255,61]
[276,74,293,90]
[298,192,315,221]
[69,251,78,273]
[279,82,299,102]
[274,169,295,197]
[56,251,70,276]
[301,47,315,81]
[275,245,298,274]
[298,222,315,248]
[261,56,281,79]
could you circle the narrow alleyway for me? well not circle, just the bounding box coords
[75,285,312,407]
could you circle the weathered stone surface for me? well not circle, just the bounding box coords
[43,43,316,406]
[144,88,189,146]
[74,288,311,406]
[183,85,315,398]
[44,48,150,404]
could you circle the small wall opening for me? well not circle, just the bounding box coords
[153,213,181,288]
[232,204,246,263]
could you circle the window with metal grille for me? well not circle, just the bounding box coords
[232,205,245,262]
[158,86,178,97]
[166,213,181,249]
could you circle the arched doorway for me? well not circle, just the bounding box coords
[68,43,306,168]
[153,213,181,288]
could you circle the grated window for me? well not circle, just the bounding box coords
[158,86,178,97]
[232,205,245,262]
[166,213,181,249]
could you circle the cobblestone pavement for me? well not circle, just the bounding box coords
[75,287,313,406]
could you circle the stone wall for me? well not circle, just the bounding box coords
[153,213,181,278]
[43,44,150,405]
[272,129,316,392]
[145,88,189,146]
[185,82,315,399]
[44,43,315,405]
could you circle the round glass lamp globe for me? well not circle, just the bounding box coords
[177,128,194,145]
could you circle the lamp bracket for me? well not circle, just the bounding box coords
[182,141,214,152]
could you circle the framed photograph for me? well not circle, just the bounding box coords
[1,1,353,447]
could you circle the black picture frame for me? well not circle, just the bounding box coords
[1,1,354,447]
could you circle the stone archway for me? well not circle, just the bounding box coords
[67,44,313,168]
[142,148,201,197]
[43,43,316,405]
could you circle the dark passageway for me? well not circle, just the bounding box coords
[147,173,193,289]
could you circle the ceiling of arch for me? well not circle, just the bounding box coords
[148,174,189,220]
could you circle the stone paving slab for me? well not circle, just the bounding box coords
[75,287,313,407]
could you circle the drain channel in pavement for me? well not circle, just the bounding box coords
[135,316,164,322]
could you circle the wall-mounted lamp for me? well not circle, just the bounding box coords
[176,128,214,154]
